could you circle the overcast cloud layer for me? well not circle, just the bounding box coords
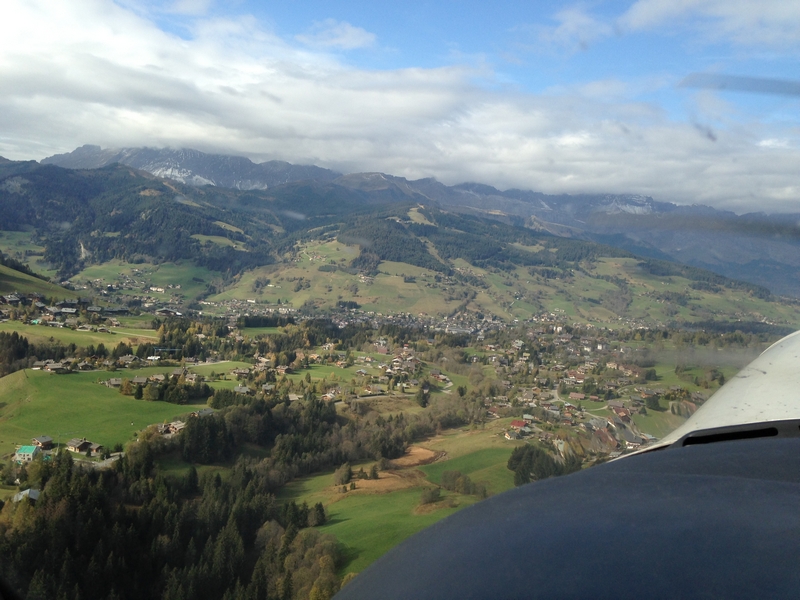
[2,0,800,213]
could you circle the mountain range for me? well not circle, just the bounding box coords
[42,145,340,190]
[41,145,800,298]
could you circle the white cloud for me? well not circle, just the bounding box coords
[296,19,376,50]
[518,6,613,54]
[619,0,800,47]
[168,0,213,16]
[0,0,799,213]
[757,138,790,148]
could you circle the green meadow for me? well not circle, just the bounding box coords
[0,370,199,456]
[0,264,75,299]
[187,361,254,377]
[191,234,247,250]
[276,465,476,576]
[275,420,521,575]
[631,410,687,439]
[419,447,516,495]
[319,487,470,575]
[0,321,157,348]
[75,260,219,302]
[240,326,283,337]
[0,231,58,279]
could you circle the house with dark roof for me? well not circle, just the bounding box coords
[66,438,92,453]
[2,294,21,306]
[32,436,53,450]
[192,408,215,418]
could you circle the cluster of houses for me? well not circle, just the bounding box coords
[226,344,429,400]
[1,293,132,324]
[488,374,677,453]
[496,395,652,452]
[1,292,48,308]
[104,367,203,389]
[12,435,103,464]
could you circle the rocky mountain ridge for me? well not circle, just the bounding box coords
[42,145,341,190]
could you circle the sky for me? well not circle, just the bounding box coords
[1,0,800,213]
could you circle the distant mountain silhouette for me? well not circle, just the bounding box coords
[42,145,340,190]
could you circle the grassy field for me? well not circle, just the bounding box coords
[0,321,157,348]
[187,361,254,376]
[0,484,18,502]
[354,395,427,417]
[156,450,231,478]
[419,447,516,495]
[0,264,74,298]
[117,314,158,328]
[0,369,201,457]
[274,419,521,575]
[240,326,283,337]
[423,418,521,459]
[0,231,58,279]
[276,465,474,576]
[213,221,245,234]
[320,487,471,575]
[191,235,248,251]
[631,410,687,439]
[74,260,219,302]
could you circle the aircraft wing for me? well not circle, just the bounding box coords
[635,328,800,451]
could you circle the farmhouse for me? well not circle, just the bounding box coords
[1,294,21,306]
[66,438,92,453]
[32,436,53,450]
